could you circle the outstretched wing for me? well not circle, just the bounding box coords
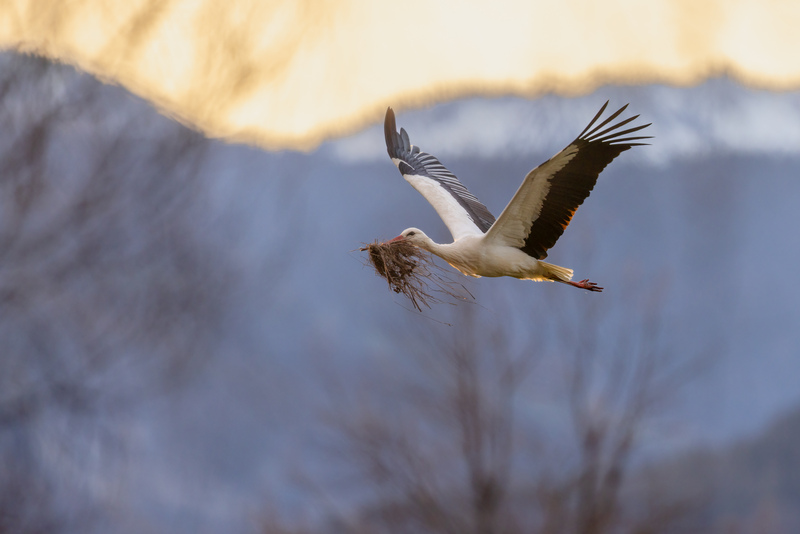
[384,107,495,241]
[484,102,651,259]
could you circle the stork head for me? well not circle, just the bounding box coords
[389,227,431,250]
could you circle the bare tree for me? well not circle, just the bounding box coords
[311,294,536,534]
[533,281,699,534]
[314,277,700,534]
[0,52,232,531]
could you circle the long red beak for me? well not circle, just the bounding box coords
[388,235,405,243]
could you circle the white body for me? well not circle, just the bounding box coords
[400,229,572,283]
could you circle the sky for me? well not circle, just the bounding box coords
[1,0,799,149]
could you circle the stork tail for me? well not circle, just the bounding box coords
[539,261,574,283]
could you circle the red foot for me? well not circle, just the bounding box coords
[568,279,603,292]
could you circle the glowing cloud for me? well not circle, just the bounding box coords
[2,0,798,150]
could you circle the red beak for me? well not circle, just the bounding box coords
[388,235,405,243]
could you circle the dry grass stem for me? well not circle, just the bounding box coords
[360,239,473,311]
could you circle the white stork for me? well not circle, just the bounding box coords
[384,102,651,291]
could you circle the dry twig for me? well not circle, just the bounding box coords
[360,239,473,311]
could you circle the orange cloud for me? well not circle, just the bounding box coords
[2,0,798,150]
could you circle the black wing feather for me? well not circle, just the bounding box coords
[520,102,651,259]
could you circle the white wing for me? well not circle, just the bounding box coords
[485,102,651,259]
[384,108,495,242]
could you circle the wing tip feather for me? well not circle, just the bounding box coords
[384,107,397,157]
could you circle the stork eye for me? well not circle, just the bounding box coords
[406,231,416,237]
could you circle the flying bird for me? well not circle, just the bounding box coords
[384,102,651,292]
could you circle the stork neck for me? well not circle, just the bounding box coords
[418,236,444,255]
[421,238,459,264]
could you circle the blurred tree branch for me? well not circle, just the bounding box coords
[314,280,702,534]
[0,52,233,531]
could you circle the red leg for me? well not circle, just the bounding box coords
[567,279,603,292]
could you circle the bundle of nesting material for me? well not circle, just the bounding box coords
[360,239,472,311]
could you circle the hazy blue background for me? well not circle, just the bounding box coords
[1,53,799,533]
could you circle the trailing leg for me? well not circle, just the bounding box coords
[567,278,603,292]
